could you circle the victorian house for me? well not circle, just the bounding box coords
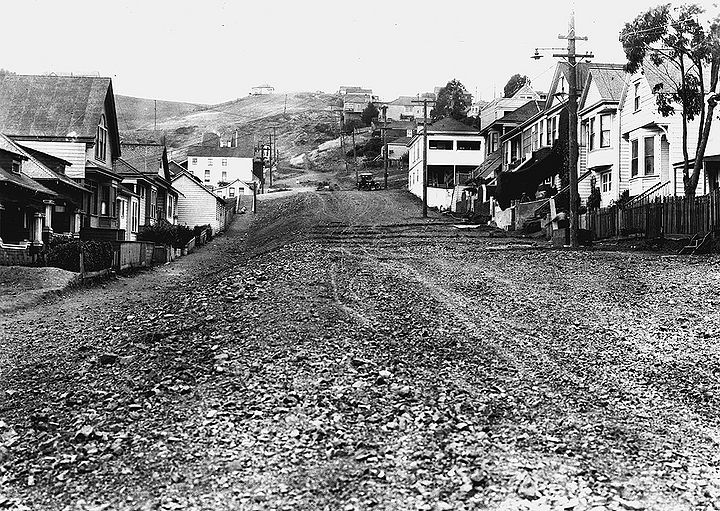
[0,74,123,240]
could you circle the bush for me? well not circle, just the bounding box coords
[46,240,113,272]
[137,220,177,246]
[194,224,212,241]
[173,225,195,248]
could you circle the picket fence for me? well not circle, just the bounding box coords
[582,189,720,240]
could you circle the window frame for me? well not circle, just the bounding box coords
[600,114,611,148]
[457,140,481,151]
[631,139,639,177]
[634,82,641,111]
[644,136,655,175]
[601,171,611,193]
[95,114,108,162]
[428,139,453,151]
[589,118,596,151]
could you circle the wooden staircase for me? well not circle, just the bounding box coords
[679,232,713,255]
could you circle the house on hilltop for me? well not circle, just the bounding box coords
[250,84,274,95]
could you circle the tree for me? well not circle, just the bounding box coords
[620,3,720,198]
[431,79,471,121]
[503,74,530,98]
[361,102,379,126]
[0,69,15,77]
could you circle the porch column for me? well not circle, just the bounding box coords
[32,212,45,247]
[43,200,55,234]
[73,212,82,234]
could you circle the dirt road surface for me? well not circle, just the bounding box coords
[1,190,720,510]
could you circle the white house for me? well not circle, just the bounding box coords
[171,169,233,233]
[578,65,627,207]
[250,84,274,95]
[187,145,255,190]
[407,118,484,210]
[215,179,252,200]
[619,60,707,198]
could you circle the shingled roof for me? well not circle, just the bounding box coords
[0,74,119,142]
[427,117,479,134]
[0,133,82,192]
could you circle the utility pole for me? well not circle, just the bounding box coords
[382,124,388,189]
[268,133,273,188]
[533,9,592,248]
[352,128,358,187]
[412,99,435,218]
[154,99,157,131]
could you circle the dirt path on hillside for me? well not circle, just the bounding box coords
[1,190,720,510]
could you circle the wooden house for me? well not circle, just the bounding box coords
[0,136,57,264]
[171,169,235,233]
[0,74,123,241]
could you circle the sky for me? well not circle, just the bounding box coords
[2,0,717,105]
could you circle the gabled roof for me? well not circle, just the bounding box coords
[0,143,56,197]
[481,100,544,135]
[545,63,625,111]
[389,96,418,106]
[579,67,627,111]
[0,75,121,158]
[171,169,226,203]
[344,93,373,103]
[427,117,479,134]
[113,157,154,182]
[0,133,83,191]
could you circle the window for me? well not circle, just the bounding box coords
[552,116,557,141]
[208,158,214,166]
[545,118,551,146]
[601,172,611,193]
[140,185,146,199]
[11,160,20,173]
[88,181,98,215]
[221,171,227,181]
[95,115,108,161]
[100,185,110,216]
[634,83,640,111]
[589,118,596,151]
[229,188,235,197]
[631,139,639,176]
[644,137,655,175]
[191,157,198,165]
[539,120,545,147]
[131,201,139,232]
[490,132,499,153]
[560,76,566,94]
[532,125,538,151]
[600,114,611,148]
[204,170,211,183]
[457,140,481,151]
[221,158,228,166]
[429,140,453,150]
[150,188,157,219]
[167,195,174,219]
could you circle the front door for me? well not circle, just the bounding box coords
[118,197,128,240]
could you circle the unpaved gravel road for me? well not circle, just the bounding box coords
[2,190,720,511]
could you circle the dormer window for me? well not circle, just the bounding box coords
[560,76,566,95]
[95,114,108,161]
[634,82,641,111]
[11,159,21,173]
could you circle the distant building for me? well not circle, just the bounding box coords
[250,84,274,95]
[339,86,373,96]
[187,143,256,190]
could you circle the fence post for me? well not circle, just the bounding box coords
[79,246,85,280]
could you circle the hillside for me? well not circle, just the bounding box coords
[116,92,345,168]
[115,95,209,131]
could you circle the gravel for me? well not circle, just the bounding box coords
[1,190,719,510]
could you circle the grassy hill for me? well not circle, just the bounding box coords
[115,95,209,132]
[116,92,345,168]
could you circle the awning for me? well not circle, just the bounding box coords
[495,144,563,210]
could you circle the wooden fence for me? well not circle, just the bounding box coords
[582,190,720,240]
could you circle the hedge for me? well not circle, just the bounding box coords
[138,221,212,248]
[45,240,113,272]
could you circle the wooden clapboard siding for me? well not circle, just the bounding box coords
[18,141,87,178]
[172,173,222,231]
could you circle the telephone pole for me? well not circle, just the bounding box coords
[412,98,435,217]
[382,124,388,189]
[533,9,592,248]
[352,128,358,188]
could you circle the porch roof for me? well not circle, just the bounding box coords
[0,163,57,197]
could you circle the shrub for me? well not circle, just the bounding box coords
[173,224,195,248]
[194,224,212,241]
[46,240,113,272]
[137,220,177,246]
